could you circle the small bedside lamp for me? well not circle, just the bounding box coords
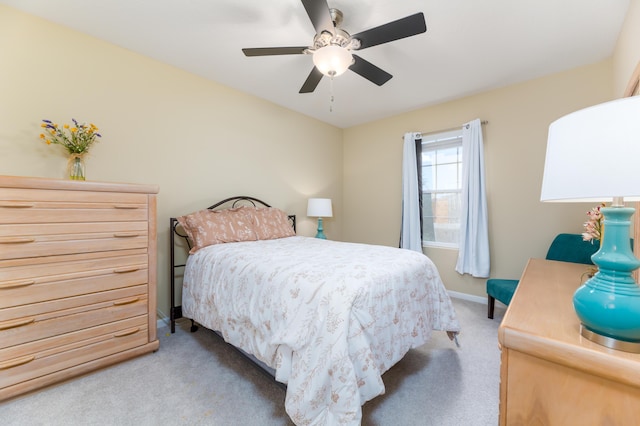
[307,198,333,239]
[540,95,640,352]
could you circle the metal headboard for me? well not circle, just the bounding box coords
[169,196,296,333]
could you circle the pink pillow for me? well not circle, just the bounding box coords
[252,207,295,240]
[177,206,257,253]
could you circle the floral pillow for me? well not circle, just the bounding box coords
[177,206,257,253]
[251,207,295,240]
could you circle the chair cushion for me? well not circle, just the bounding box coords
[486,278,519,306]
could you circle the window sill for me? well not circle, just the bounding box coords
[422,242,459,250]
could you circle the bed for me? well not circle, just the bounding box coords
[170,196,460,425]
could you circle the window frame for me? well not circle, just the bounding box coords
[420,129,464,249]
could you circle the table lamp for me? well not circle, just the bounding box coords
[307,198,332,239]
[540,95,640,352]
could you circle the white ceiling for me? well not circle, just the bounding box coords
[1,0,630,128]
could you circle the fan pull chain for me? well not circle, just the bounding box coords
[329,76,335,112]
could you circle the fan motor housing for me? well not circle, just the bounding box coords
[313,29,356,50]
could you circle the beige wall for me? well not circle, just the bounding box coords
[613,0,640,95]
[342,1,640,300]
[343,60,613,299]
[2,3,639,316]
[0,5,343,320]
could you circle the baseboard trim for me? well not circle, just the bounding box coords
[156,311,170,330]
[447,290,485,304]
[448,290,506,308]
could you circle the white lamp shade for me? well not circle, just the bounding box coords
[312,45,353,77]
[540,96,640,203]
[307,198,333,217]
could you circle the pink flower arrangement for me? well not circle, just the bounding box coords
[582,203,605,243]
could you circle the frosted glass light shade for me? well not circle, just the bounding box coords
[307,198,333,218]
[540,96,640,203]
[312,46,353,77]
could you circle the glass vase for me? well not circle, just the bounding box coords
[69,156,86,181]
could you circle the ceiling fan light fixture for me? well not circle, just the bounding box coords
[312,45,353,77]
[242,2,427,93]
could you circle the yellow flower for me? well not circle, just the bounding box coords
[40,118,102,154]
[39,134,45,139]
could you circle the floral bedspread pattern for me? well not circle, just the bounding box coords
[182,236,460,425]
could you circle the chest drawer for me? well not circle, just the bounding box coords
[0,252,148,310]
[0,292,148,351]
[0,317,149,389]
[0,200,148,224]
[0,222,148,260]
[0,187,147,209]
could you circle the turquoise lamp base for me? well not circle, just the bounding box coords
[573,206,640,353]
[315,217,327,239]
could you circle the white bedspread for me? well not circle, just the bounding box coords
[182,236,460,425]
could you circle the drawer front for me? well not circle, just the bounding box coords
[0,254,148,310]
[0,222,148,260]
[0,320,148,389]
[0,187,148,206]
[0,283,147,323]
[0,294,148,350]
[0,222,148,238]
[0,203,147,224]
[0,314,147,367]
[0,188,148,225]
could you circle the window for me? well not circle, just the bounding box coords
[421,129,463,248]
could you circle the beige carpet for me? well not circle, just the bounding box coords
[0,298,505,425]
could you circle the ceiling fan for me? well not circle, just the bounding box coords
[242,0,427,94]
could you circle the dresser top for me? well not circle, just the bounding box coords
[499,258,640,388]
[0,175,158,194]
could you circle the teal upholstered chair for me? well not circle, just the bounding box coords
[486,233,600,319]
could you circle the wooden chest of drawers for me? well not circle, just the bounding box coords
[498,259,640,424]
[0,175,159,400]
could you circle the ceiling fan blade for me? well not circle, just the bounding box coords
[242,47,308,56]
[352,12,426,50]
[301,0,334,35]
[299,67,323,93]
[350,55,392,86]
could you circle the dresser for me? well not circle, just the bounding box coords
[498,258,640,425]
[0,175,159,401]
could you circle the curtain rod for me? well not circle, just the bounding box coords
[414,120,488,138]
